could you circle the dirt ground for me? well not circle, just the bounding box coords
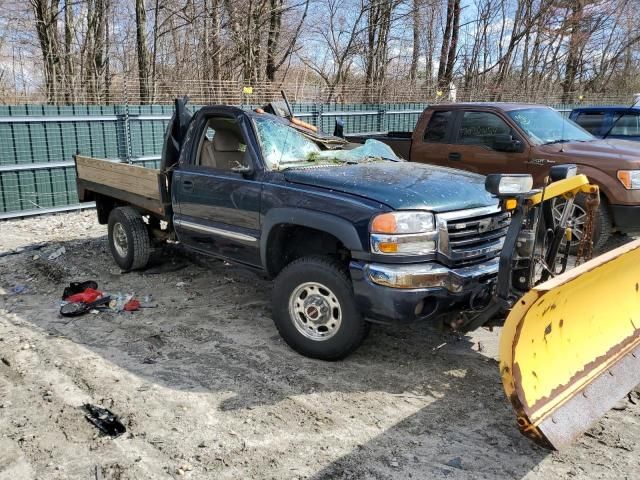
[0,211,638,480]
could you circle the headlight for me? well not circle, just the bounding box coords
[485,174,533,196]
[617,170,640,190]
[371,212,435,234]
[370,212,437,255]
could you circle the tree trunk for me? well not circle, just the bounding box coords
[562,0,585,103]
[266,0,283,82]
[442,0,460,88]
[64,0,73,103]
[31,0,61,104]
[437,0,454,88]
[135,0,150,103]
[409,0,420,83]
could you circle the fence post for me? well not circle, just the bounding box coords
[314,103,322,131]
[378,105,386,132]
[123,77,132,163]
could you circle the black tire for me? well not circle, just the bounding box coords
[590,197,612,251]
[551,194,612,253]
[272,256,369,361]
[107,206,151,271]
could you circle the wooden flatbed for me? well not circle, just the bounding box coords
[74,155,170,218]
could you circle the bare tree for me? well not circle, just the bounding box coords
[136,0,150,103]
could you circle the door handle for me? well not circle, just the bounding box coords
[182,180,194,191]
[449,152,462,161]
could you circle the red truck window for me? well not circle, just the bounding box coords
[423,111,452,143]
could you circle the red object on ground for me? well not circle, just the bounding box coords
[123,299,140,312]
[65,288,103,303]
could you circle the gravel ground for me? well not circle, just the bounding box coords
[0,211,638,480]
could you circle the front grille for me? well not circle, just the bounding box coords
[443,209,510,267]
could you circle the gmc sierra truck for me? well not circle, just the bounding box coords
[75,99,510,360]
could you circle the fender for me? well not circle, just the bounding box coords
[570,164,617,204]
[261,207,365,273]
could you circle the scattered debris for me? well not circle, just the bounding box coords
[62,281,99,300]
[60,296,111,317]
[11,284,27,294]
[0,242,48,258]
[445,457,463,469]
[65,288,103,303]
[47,246,66,260]
[431,342,447,354]
[82,404,126,437]
[140,294,158,308]
[123,299,140,312]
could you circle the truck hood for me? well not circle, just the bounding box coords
[283,161,498,212]
[539,139,640,166]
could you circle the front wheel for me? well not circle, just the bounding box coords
[272,256,369,360]
[551,194,612,253]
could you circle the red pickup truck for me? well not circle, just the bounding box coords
[350,103,640,248]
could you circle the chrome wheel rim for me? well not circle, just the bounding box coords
[288,282,342,341]
[113,222,128,257]
[552,198,587,241]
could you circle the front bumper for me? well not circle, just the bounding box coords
[611,204,640,233]
[350,257,499,324]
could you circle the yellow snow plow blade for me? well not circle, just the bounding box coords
[499,239,640,449]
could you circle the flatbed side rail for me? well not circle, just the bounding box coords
[74,155,168,218]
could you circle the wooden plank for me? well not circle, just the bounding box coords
[75,155,160,200]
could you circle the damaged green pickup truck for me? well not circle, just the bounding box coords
[75,99,508,360]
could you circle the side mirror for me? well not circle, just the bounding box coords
[334,119,345,138]
[494,134,523,153]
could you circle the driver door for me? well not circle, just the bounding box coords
[173,111,262,267]
[448,110,529,176]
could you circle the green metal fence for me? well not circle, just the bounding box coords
[0,102,578,218]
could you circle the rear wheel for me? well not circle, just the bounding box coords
[272,256,369,360]
[107,207,151,271]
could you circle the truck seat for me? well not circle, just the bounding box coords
[212,130,245,169]
[200,138,217,168]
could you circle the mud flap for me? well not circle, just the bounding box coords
[499,239,640,449]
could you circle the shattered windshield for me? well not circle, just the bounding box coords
[253,116,399,170]
[508,108,594,145]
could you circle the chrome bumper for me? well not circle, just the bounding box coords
[364,257,500,292]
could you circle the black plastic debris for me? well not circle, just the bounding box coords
[62,281,99,300]
[60,296,111,317]
[82,404,126,437]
